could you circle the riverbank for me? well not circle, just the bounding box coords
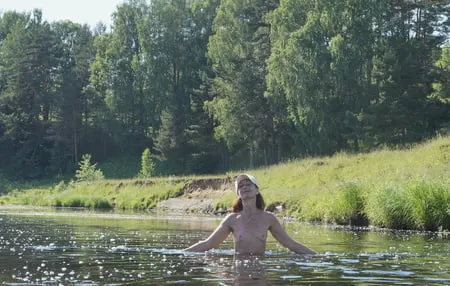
[1,136,449,231]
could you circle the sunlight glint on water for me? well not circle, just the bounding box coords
[0,209,449,285]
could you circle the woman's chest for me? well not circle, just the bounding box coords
[231,216,270,242]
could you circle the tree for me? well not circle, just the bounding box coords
[74,154,104,182]
[205,0,278,168]
[138,148,155,178]
[432,46,450,103]
[50,21,95,172]
[367,0,448,145]
[267,0,346,155]
[266,0,448,153]
[107,2,147,150]
[143,0,220,173]
[431,45,450,134]
[0,10,57,178]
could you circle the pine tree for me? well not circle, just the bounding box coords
[74,154,104,182]
[205,0,278,168]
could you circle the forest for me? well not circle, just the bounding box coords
[0,0,449,179]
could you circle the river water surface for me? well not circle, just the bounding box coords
[0,207,449,285]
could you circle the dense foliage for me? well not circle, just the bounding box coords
[0,0,449,179]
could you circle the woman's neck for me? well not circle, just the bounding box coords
[241,197,259,214]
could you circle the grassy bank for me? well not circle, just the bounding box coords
[1,136,449,231]
[0,178,187,210]
[237,135,450,231]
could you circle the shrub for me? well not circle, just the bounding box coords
[52,195,112,209]
[138,148,155,178]
[52,180,67,193]
[75,154,104,182]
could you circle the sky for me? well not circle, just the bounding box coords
[0,0,126,28]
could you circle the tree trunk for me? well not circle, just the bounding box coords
[249,145,254,169]
[73,115,78,166]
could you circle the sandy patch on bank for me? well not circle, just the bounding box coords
[157,177,234,213]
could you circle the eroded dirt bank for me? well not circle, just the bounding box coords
[156,177,285,215]
[156,177,235,213]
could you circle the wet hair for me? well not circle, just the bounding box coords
[232,193,266,213]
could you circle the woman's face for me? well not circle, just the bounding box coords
[237,179,258,199]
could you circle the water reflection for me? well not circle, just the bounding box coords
[0,208,449,285]
[233,255,267,285]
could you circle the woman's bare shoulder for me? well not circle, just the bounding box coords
[263,211,277,218]
[262,211,279,223]
[221,212,238,226]
[224,212,239,219]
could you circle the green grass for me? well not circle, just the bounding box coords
[0,178,186,211]
[364,180,450,231]
[1,136,449,231]
[217,135,450,231]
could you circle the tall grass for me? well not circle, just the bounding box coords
[365,184,415,229]
[365,180,450,231]
[403,180,450,231]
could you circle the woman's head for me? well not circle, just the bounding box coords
[235,174,258,193]
[232,174,265,212]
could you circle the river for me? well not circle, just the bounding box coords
[0,206,449,285]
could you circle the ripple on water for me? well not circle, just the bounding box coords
[280,275,303,279]
[339,258,360,263]
[342,275,413,284]
[361,269,415,276]
[192,277,234,282]
[420,277,450,283]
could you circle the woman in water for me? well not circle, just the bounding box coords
[185,174,316,255]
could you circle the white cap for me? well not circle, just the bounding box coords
[235,174,258,193]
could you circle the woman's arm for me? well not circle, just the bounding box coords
[184,214,233,252]
[268,213,316,254]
